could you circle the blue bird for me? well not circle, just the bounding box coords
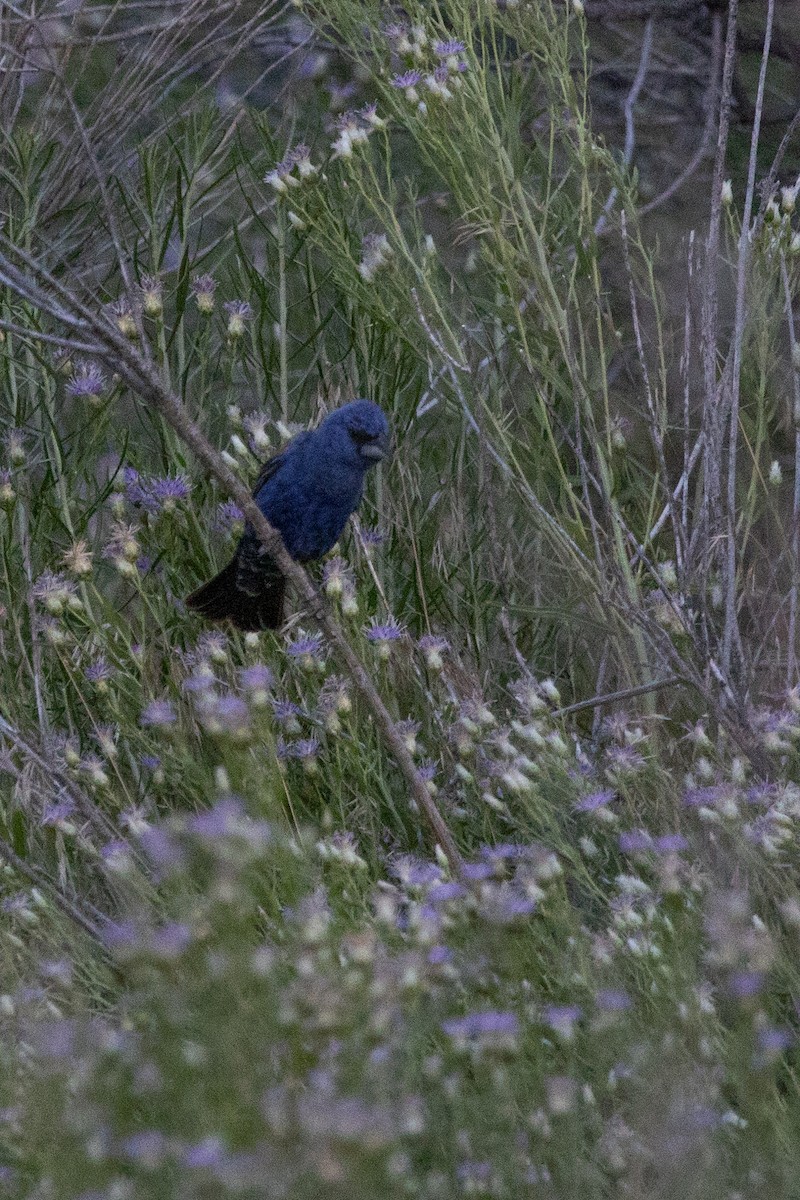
[187,400,390,630]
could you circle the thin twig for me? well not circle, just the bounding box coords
[551,675,681,720]
[595,16,654,237]
[722,0,775,684]
[697,0,738,664]
[639,13,723,217]
[782,254,800,689]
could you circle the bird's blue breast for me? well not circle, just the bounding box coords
[254,441,365,562]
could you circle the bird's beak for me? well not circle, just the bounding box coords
[361,432,391,462]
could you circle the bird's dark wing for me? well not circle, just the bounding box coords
[251,431,312,498]
[185,431,311,631]
[252,448,285,497]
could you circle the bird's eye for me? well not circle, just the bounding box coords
[349,428,375,446]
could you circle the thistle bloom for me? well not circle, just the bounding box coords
[62,540,93,577]
[434,39,466,63]
[107,298,138,338]
[360,102,386,130]
[284,737,321,773]
[289,143,318,179]
[331,111,370,159]
[426,66,453,100]
[418,634,449,671]
[264,158,297,193]
[574,788,616,814]
[365,616,405,659]
[224,300,253,339]
[442,1010,520,1052]
[139,274,163,318]
[149,474,190,512]
[239,664,274,707]
[358,233,393,282]
[103,522,141,576]
[32,571,78,616]
[66,362,107,403]
[272,698,302,733]
[391,70,422,103]
[322,555,355,600]
[85,657,115,687]
[5,430,25,465]
[213,500,244,534]
[243,412,271,453]
[191,274,216,314]
[286,630,325,671]
[0,469,14,507]
[140,699,178,729]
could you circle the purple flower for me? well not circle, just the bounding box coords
[605,745,646,775]
[654,833,688,853]
[224,300,253,337]
[35,1019,76,1060]
[393,857,443,887]
[461,861,496,881]
[40,798,76,827]
[541,1005,582,1038]
[434,39,466,58]
[213,500,244,533]
[239,664,274,692]
[391,70,422,90]
[746,783,779,805]
[122,466,153,510]
[66,362,106,400]
[478,885,536,924]
[479,843,529,862]
[360,525,385,547]
[575,788,616,813]
[149,474,190,509]
[140,699,177,728]
[418,634,449,669]
[442,1010,520,1048]
[150,921,193,958]
[122,1130,167,1168]
[365,617,405,644]
[595,988,632,1012]
[272,698,302,730]
[728,970,765,999]
[618,829,652,853]
[286,631,324,661]
[283,737,321,765]
[428,882,467,904]
[191,274,216,313]
[189,798,246,838]
[183,1136,226,1169]
[683,785,725,808]
[457,1162,492,1186]
[204,695,250,736]
[139,826,184,872]
[757,1025,793,1053]
[84,657,115,685]
[100,918,141,951]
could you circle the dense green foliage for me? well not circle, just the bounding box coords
[2,1,800,1196]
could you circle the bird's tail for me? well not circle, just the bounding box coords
[186,555,286,631]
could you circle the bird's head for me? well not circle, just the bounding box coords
[321,400,391,471]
